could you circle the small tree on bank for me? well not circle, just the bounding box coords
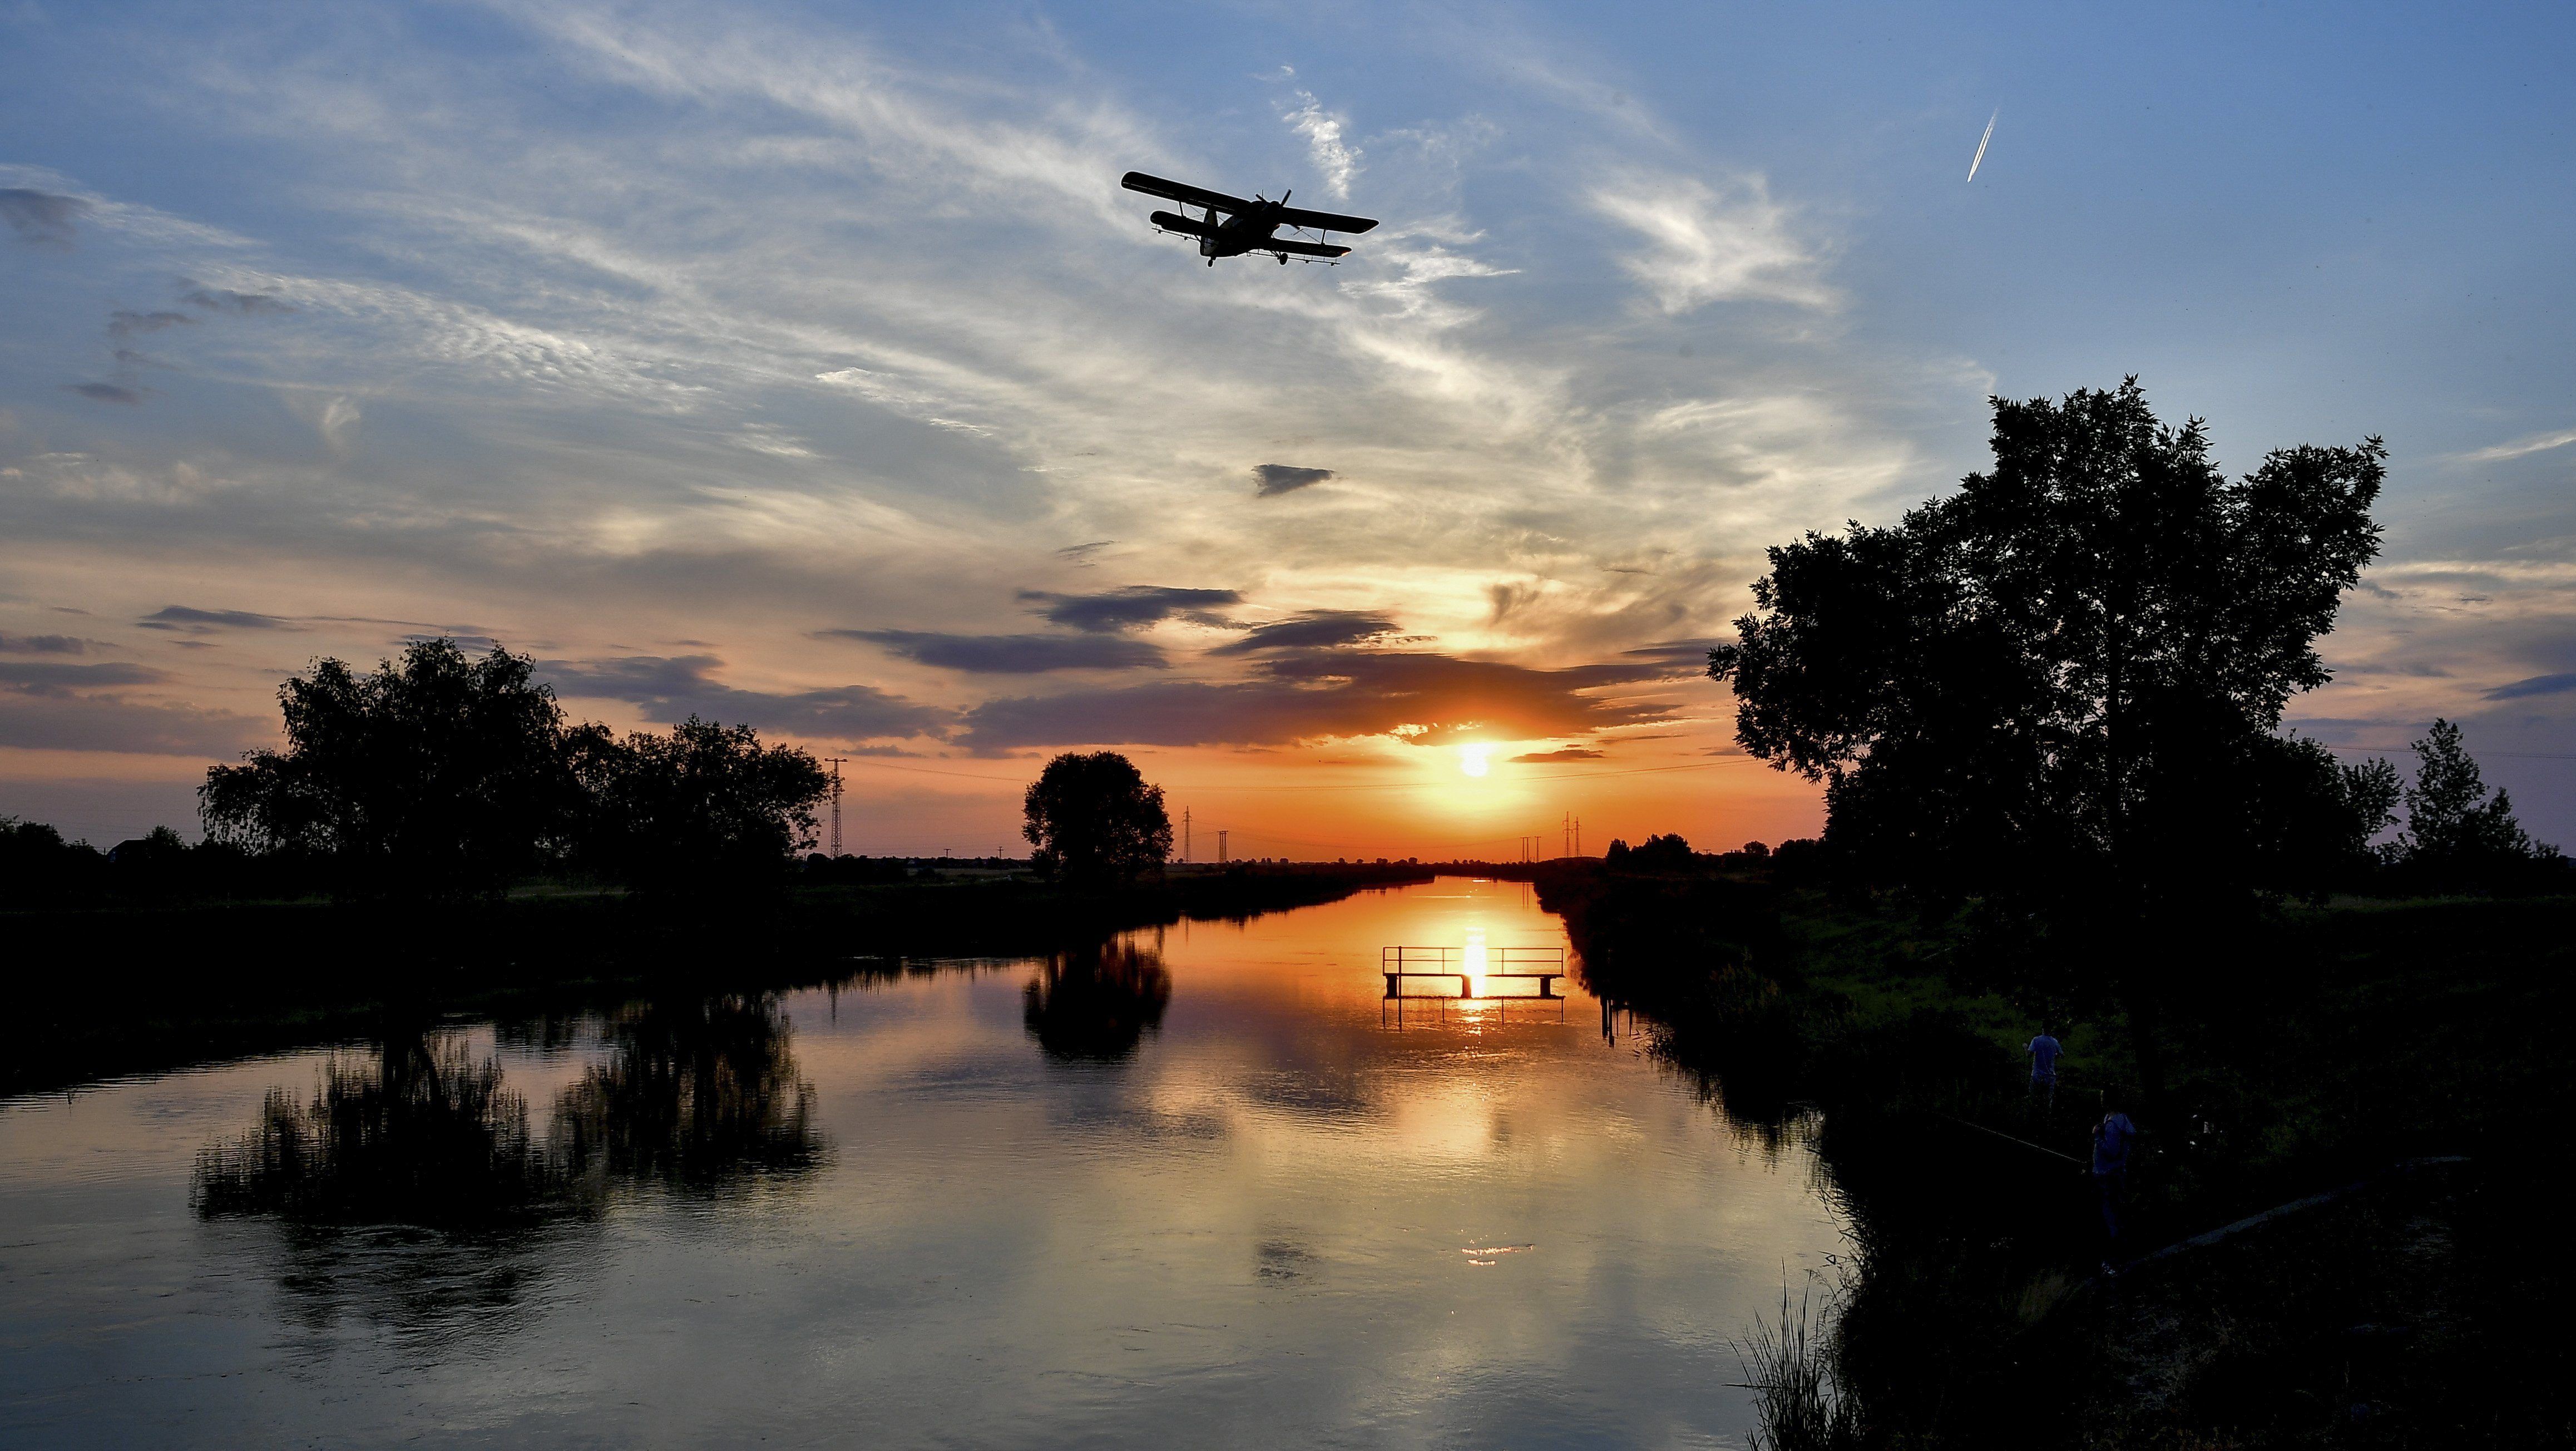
[573,717,829,897]
[1022,752,1172,886]
[2395,718,2560,889]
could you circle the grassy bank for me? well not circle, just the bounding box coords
[1528,861,2576,1445]
[1,861,1432,1099]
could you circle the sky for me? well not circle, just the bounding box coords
[3,1,2573,857]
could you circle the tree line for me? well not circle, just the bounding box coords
[2,639,829,907]
[3,639,1194,909]
[1603,717,2553,896]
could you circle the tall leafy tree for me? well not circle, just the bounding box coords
[1709,382,2390,1087]
[200,639,575,898]
[1711,381,2387,900]
[1022,752,1172,885]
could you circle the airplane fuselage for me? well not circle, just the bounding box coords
[1195,199,1289,258]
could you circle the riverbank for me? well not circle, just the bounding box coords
[1528,861,2576,1444]
[1,861,1433,1099]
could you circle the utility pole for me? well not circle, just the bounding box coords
[1575,817,1582,857]
[824,757,847,857]
[1217,829,1229,864]
[1184,807,1191,864]
[1562,812,1570,859]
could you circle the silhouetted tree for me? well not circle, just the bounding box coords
[2394,719,2559,889]
[575,717,829,896]
[1709,382,2391,1091]
[199,639,575,899]
[1021,751,1172,885]
[0,815,104,905]
[1635,833,1696,869]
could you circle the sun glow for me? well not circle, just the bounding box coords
[1458,745,1490,777]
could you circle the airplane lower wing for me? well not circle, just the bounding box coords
[1148,210,1218,238]
[1124,172,1252,215]
[1275,204,1378,235]
[1262,236,1353,259]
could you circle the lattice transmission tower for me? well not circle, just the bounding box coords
[824,757,847,857]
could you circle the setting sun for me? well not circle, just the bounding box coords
[1458,746,1490,777]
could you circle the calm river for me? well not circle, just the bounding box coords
[1,877,1845,1447]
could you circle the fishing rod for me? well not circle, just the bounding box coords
[1934,1110,2087,1166]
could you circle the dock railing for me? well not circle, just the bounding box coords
[1380,945,1569,1023]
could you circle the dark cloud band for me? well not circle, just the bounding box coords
[540,654,946,742]
[956,648,1670,753]
[1208,609,1401,655]
[1253,464,1336,497]
[1018,585,1242,634]
[827,629,1167,674]
[0,187,87,246]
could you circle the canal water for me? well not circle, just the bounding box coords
[0,877,1845,1448]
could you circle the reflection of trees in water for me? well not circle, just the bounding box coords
[195,1034,584,1228]
[192,995,824,1331]
[553,994,823,1191]
[1022,939,1172,1060]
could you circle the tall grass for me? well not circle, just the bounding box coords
[1734,1279,1865,1451]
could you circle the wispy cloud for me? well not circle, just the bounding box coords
[1592,174,1835,313]
[1282,88,1361,201]
[2487,672,2576,700]
[2461,427,2576,463]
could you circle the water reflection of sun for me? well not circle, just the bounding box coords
[1463,926,1487,998]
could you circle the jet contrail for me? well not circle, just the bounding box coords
[1967,108,1998,182]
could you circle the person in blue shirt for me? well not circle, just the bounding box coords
[2026,1027,2063,1109]
[2092,1096,2139,1271]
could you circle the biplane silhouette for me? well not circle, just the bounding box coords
[1121,172,1380,266]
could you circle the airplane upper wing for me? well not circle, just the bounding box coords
[1262,236,1353,260]
[1123,172,1252,214]
[1275,205,1378,235]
